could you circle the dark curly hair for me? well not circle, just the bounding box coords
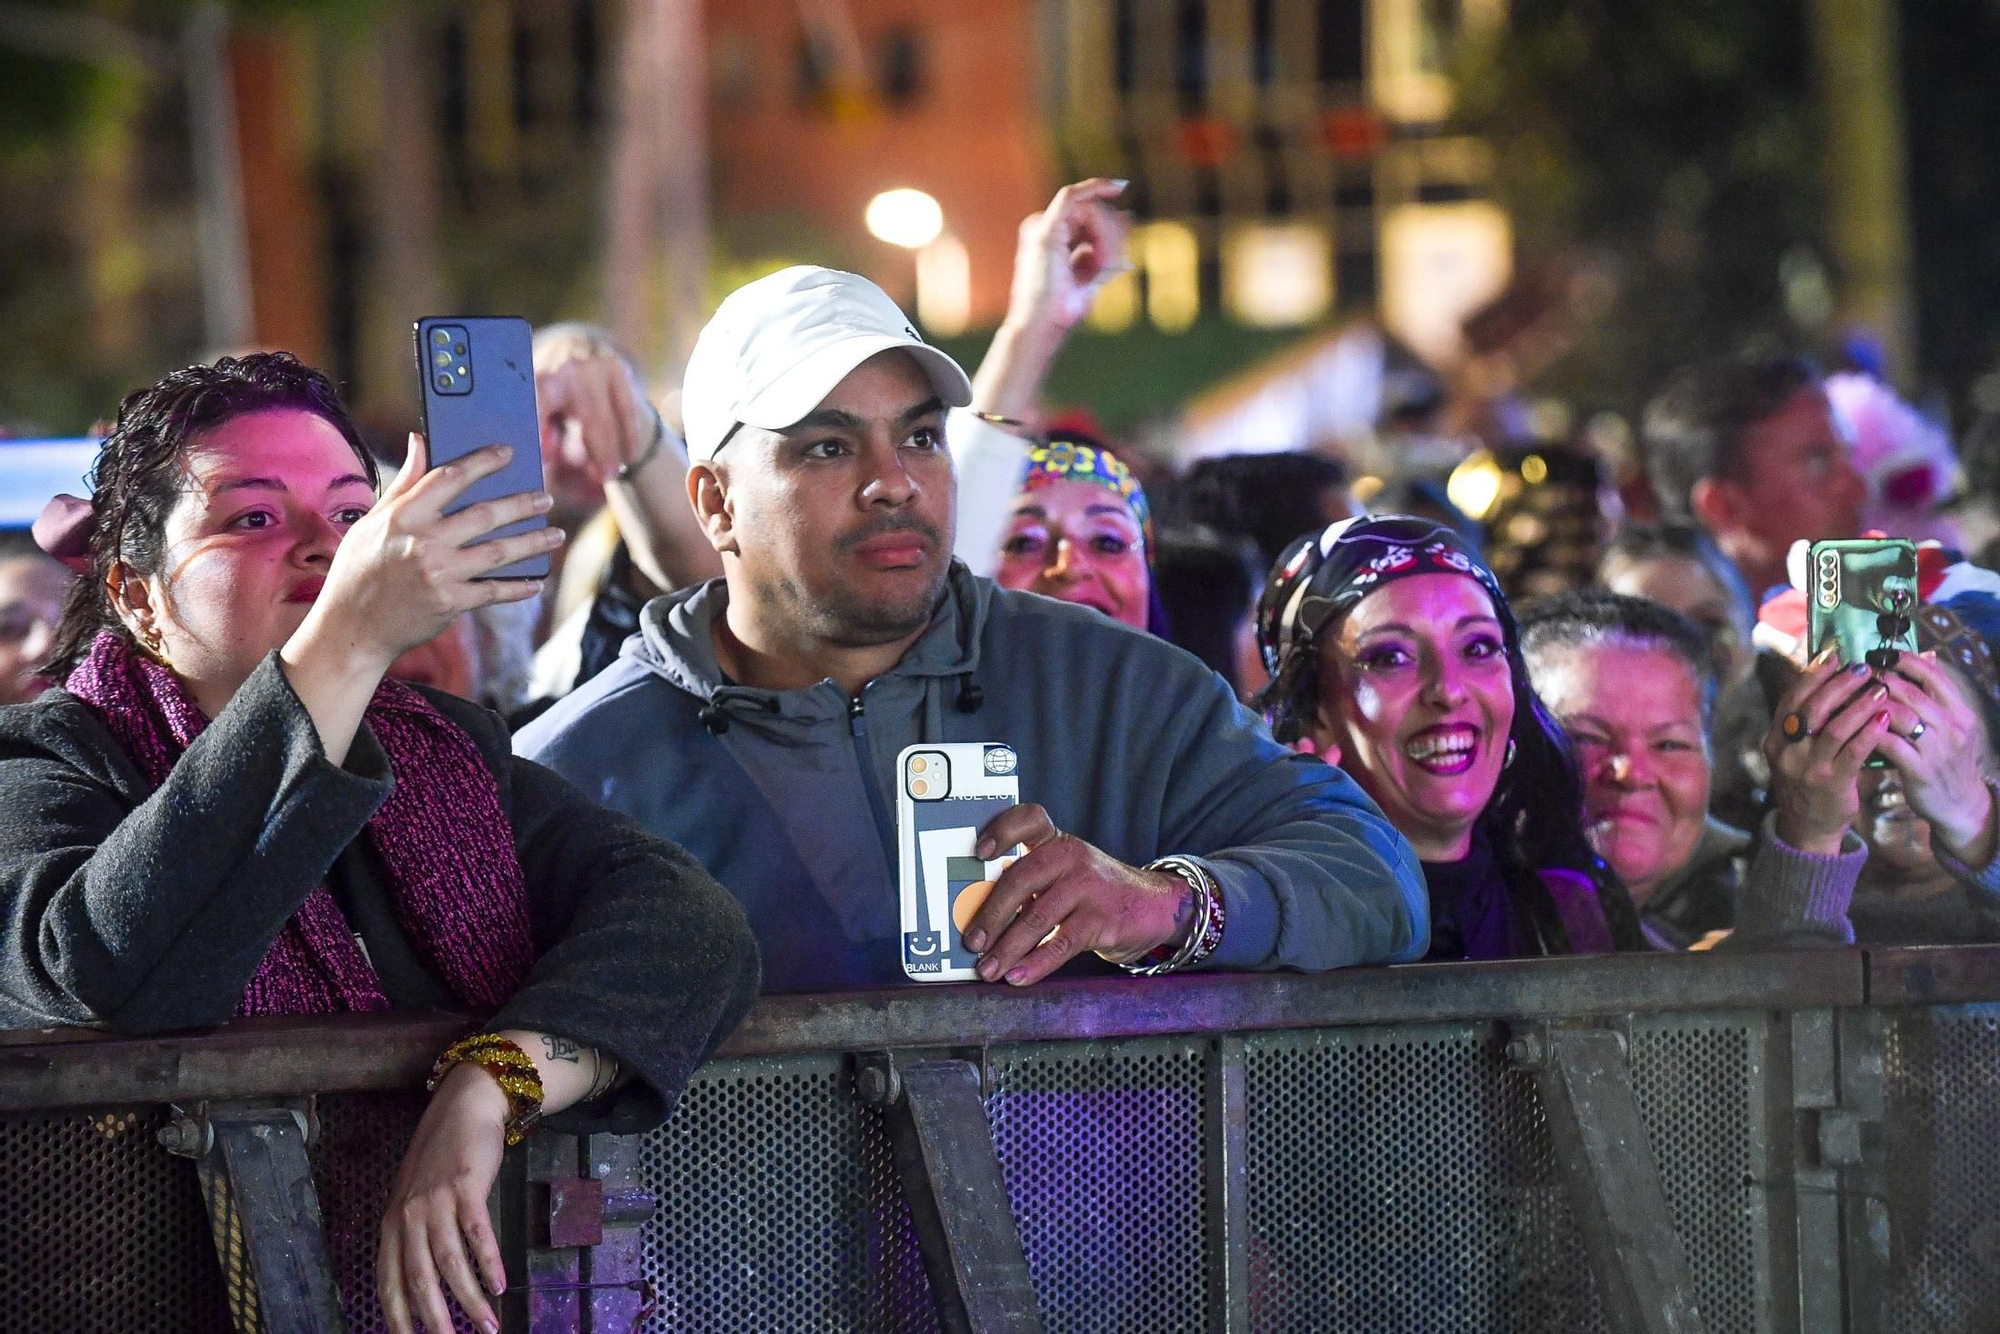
[46,352,377,681]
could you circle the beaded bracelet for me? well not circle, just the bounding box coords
[428,1034,545,1145]
[1119,856,1226,976]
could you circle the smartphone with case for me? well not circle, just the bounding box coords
[897,743,1022,982]
[414,315,550,579]
[1806,538,1919,768]
[1805,538,1919,670]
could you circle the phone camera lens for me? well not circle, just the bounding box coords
[433,350,452,368]
[453,343,467,356]
[435,373,452,390]
[431,329,449,345]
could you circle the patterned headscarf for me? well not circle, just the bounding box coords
[1255,514,1510,680]
[1019,434,1153,555]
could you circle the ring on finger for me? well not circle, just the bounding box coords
[1906,719,1927,743]
[1781,710,1812,743]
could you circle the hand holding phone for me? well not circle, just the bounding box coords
[415,316,553,579]
[898,744,1023,981]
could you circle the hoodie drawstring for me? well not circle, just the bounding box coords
[700,696,781,735]
[955,676,984,713]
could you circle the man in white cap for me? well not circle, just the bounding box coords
[516,266,1425,991]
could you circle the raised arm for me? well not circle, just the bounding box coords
[953,179,1130,575]
[536,341,723,593]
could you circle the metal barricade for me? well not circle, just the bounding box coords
[2,946,1996,1332]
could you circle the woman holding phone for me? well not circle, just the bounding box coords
[0,353,759,1334]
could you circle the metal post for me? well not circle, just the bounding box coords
[1507,1023,1708,1334]
[1835,1008,1889,1334]
[163,1099,348,1334]
[1204,1034,1250,1333]
[858,1054,1045,1334]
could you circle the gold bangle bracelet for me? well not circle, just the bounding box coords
[428,1034,546,1145]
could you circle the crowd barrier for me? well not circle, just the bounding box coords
[2,944,1997,1333]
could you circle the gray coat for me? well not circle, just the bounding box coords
[0,655,760,1132]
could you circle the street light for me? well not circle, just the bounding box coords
[865,188,944,249]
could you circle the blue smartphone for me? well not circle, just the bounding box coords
[414,315,550,580]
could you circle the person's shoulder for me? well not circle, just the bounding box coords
[987,588,1227,698]
[514,655,692,759]
[982,586,1200,667]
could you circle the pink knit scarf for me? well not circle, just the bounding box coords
[65,633,534,1017]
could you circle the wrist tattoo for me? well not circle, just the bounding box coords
[540,1035,582,1065]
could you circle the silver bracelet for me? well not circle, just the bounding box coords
[1119,856,1226,975]
[585,1048,621,1101]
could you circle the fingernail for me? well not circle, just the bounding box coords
[1848,662,1870,675]
[964,929,987,952]
[482,1320,499,1334]
[1109,178,1130,190]
[1871,684,1888,700]
[977,959,999,981]
[973,839,994,859]
[1877,711,1892,726]
[533,492,554,511]
[1006,968,1029,985]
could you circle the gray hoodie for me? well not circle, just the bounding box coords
[516,563,1427,990]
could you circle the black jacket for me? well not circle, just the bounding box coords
[0,654,760,1131]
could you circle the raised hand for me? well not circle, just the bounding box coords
[294,433,562,675]
[536,349,656,491]
[1764,652,1893,855]
[280,434,563,763]
[1873,650,1998,865]
[1006,178,1132,332]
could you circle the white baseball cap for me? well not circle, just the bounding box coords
[681,265,973,463]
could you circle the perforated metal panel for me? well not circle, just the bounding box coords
[985,1038,1210,1332]
[309,1091,432,1334]
[1626,1015,1766,1334]
[1244,1021,1601,1331]
[634,1054,935,1332]
[1881,1005,2000,1331]
[0,1106,231,1332]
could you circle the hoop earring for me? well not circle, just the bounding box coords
[1504,739,1517,769]
[135,623,170,668]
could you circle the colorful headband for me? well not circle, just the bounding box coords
[1255,514,1511,678]
[1019,437,1153,553]
[33,494,96,573]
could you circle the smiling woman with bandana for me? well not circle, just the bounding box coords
[1255,515,1645,960]
[994,430,1169,635]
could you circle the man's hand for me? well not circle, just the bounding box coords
[962,804,1191,985]
[1765,654,1892,855]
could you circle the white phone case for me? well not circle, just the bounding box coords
[896,743,1021,982]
